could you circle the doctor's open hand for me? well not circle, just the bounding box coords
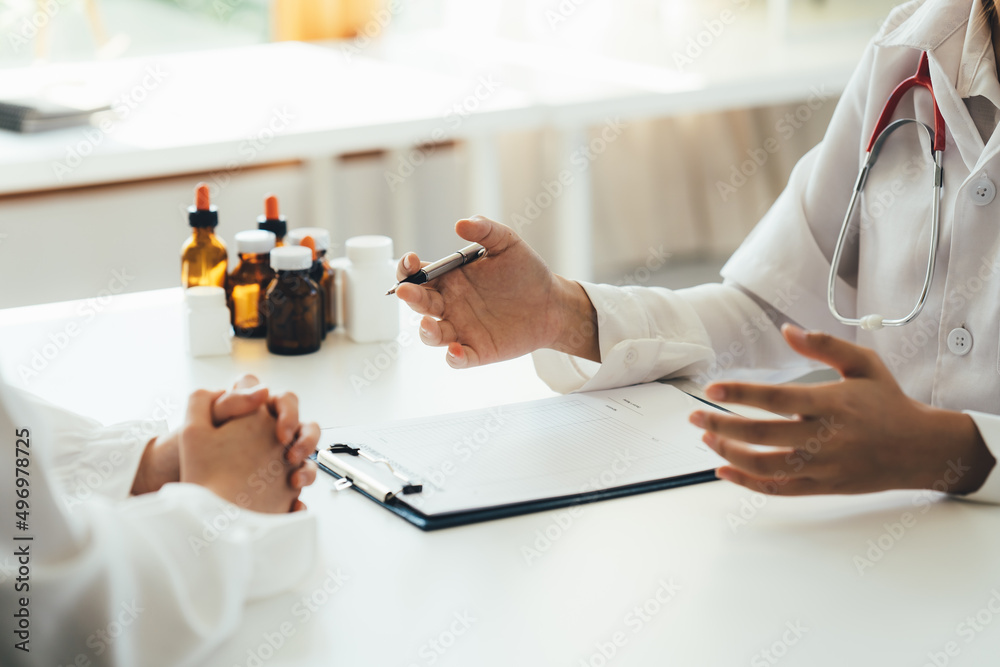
[396,216,601,368]
[689,325,997,496]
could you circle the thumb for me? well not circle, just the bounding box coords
[781,324,882,379]
[185,389,226,429]
[212,384,269,425]
[454,215,519,256]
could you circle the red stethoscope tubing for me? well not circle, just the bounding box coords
[865,50,946,152]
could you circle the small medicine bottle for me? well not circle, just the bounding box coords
[266,246,322,356]
[181,183,228,288]
[257,194,287,246]
[226,230,276,338]
[344,235,399,343]
[288,227,336,334]
[185,286,232,357]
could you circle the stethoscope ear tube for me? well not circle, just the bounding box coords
[828,119,942,330]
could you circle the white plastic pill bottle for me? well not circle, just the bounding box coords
[185,286,233,357]
[344,235,399,343]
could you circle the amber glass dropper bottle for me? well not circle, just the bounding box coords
[181,183,228,288]
[257,194,287,246]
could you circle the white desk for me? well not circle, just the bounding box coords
[3,290,998,666]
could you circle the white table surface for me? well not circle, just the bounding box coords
[2,290,999,666]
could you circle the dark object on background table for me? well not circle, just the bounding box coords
[0,96,111,133]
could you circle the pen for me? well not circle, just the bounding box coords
[385,243,486,295]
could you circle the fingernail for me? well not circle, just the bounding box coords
[690,412,706,428]
[702,432,717,446]
[782,323,806,341]
[404,255,412,271]
[716,468,732,482]
[706,385,726,401]
[419,326,430,339]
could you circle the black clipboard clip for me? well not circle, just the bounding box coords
[318,443,423,501]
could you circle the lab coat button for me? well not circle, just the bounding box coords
[624,348,638,365]
[947,328,972,356]
[970,178,996,206]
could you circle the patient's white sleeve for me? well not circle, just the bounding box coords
[12,389,166,505]
[0,381,318,667]
[531,281,817,394]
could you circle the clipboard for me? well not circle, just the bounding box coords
[314,382,732,531]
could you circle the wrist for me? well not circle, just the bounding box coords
[918,406,996,495]
[548,276,600,362]
[130,437,158,495]
[131,432,181,496]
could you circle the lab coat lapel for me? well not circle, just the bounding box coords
[927,52,986,172]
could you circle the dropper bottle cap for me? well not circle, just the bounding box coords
[187,183,219,229]
[257,194,287,239]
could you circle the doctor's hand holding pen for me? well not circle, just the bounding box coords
[130,374,319,512]
[396,216,996,498]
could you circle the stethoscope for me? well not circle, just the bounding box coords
[828,51,945,331]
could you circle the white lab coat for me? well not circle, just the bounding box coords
[533,0,1000,502]
[0,379,317,667]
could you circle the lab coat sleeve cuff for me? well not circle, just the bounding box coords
[960,411,1000,504]
[532,281,714,393]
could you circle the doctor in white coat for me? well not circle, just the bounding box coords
[395,0,1000,502]
[0,374,320,667]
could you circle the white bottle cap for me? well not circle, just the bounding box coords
[346,235,393,263]
[270,245,313,271]
[288,227,331,252]
[235,230,276,255]
[186,286,226,308]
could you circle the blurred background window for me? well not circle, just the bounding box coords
[0,0,902,68]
